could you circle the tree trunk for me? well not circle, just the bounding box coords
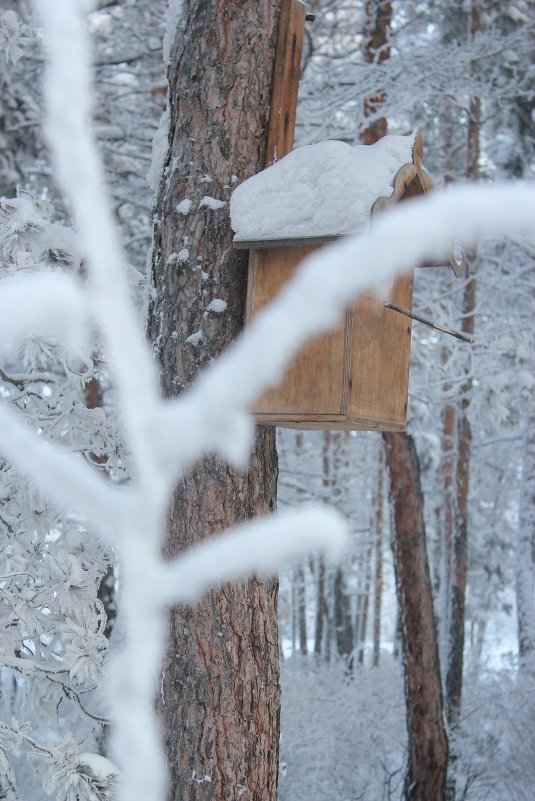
[384,432,449,801]
[296,564,308,656]
[372,448,384,668]
[361,4,447,797]
[361,0,393,145]
[516,417,535,671]
[147,3,284,799]
[314,555,327,656]
[333,566,354,667]
[446,0,481,750]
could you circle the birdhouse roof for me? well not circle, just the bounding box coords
[231,130,428,247]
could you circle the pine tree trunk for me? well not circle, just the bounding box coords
[384,432,448,801]
[147,3,283,799]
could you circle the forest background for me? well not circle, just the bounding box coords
[0,1,534,801]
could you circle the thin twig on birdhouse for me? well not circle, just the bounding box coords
[384,302,474,344]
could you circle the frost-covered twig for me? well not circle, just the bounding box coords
[0,271,86,344]
[155,506,348,605]
[35,0,164,502]
[0,401,128,538]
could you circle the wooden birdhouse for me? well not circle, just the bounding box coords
[231,130,457,432]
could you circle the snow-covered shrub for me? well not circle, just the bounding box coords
[0,193,121,800]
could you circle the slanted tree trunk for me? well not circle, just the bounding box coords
[146,3,290,798]
[384,433,449,801]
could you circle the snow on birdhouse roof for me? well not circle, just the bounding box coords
[231,131,421,246]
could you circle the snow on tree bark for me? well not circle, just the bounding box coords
[147,2,281,799]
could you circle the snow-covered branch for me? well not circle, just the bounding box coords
[0,271,86,346]
[0,400,127,538]
[155,506,348,605]
[35,0,164,503]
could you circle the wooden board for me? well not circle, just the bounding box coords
[266,0,307,164]
[347,274,414,427]
[246,246,348,417]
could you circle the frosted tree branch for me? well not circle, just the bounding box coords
[34,0,165,504]
[0,401,128,539]
[154,506,348,605]
[0,271,86,345]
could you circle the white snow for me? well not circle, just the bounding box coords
[177,248,189,263]
[163,0,183,64]
[206,299,227,314]
[148,105,170,193]
[185,330,203,346]
[230,133,417,242]
[77,753,119,780]
[176,198,192,215]
[199,196,226,211]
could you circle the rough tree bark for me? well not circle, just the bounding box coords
[147,3,285,799]
[384,433,449,801]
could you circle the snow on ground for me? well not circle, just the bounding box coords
[230,132,416,242]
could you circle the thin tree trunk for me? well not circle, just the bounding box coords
[314,554,327,656]
[361,0,393,145]
[296,565,308,655]
[361,5,447,797]
[334,566,354,667]
[357,538,373,666]
[315,431,333,656]
[446,0,481,742]
[384,432,449,801]
[516,419,535,671]
[147,3,284,798]
[372,449,384,668]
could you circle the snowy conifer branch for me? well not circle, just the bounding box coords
[155,506,348,605]
[158,183,535,473]
[0,271,86,345]
[0,401,127,538]
[35,0,164,501]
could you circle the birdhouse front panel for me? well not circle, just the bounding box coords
[246,244,348,422]
[347,274,413,430]
[245,242,414,431]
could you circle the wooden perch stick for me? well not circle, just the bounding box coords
[384,302,474,344]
